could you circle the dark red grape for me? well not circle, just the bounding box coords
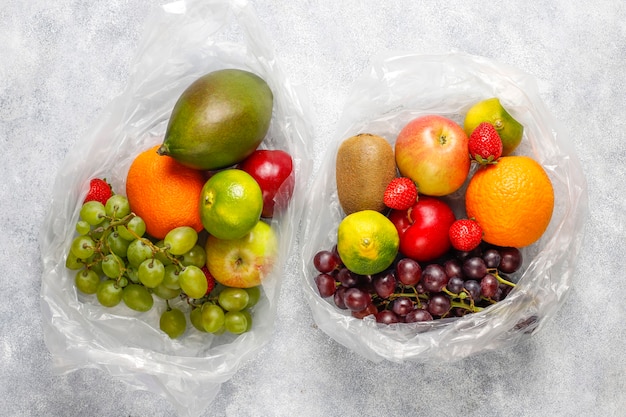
[313,250,341,273]
[463,280,481,301]
[455,246,482,261]
[336,268,359,288]
[343,287,372,312]
[405,309,433,322]
[427,293,451,316]
[480,274,499,298]
[373,272,397,299]
[446,276,464,294]
[421,264,448,292]
[334,286,347,309]
[462,256,487,280]
[395,258,422,286]
[391,297,414,316]
[482,248,501,268]
[352,303,378,319]
[499,247,522,273]
[375,310,400,324]
[314,273,336,298]
[444,258,463,279]
[499,283,513,298]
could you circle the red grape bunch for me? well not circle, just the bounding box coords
[313,244,522,324]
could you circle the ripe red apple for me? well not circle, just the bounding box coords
[395,115,470,196]
[389,196,456,262]
[239,149,294,218]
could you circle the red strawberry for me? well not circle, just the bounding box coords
[468,122,503,165]
[383,177,418,210]
[201,266,216,295]
[84,178,112,205]
[449,219,483,252]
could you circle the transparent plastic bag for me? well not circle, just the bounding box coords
[300,51,588,363]
[39,0,312,415]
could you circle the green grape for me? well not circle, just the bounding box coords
[164,226,198,256]
[101,253,124,279]
[245,286,262,308]
[122,284,154,312]
[126,266,140,283]
[75,269,100,294]
[66,251,86,270]
[70,235,96,259]
[76,220,91,235]
[80,201,106,225]
[218,287,250,312]
[90,220,110,240]
[117,216,146,240]
[154,241,174,266]
[138,258,165,288]
[201,303,225,333]
[117,277,129,287]
[106,232,131,258]
[179,245,207,268]
[179,265,208,299]
[224,310,252,334]
[190,307,207,332]
[127,238,153,268]
[105,194,131,219]
[96,279,123,307]
[152,283,181,300]
[162,264,181,290]
[160,308,186,339]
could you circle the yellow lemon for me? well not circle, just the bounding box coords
[337,210,399,275]
[464,97,524,156]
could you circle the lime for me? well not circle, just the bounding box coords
[336,210,399,275]
[199,169,263,240]
[464,97,524,156]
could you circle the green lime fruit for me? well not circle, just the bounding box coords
[157,69,273,170]
[199,169,263,240]
[336,210,399,276]
[464,97,524,156]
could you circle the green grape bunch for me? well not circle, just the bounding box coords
[65,182,263,340]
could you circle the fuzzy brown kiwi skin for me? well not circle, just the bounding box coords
[335,133,397,215]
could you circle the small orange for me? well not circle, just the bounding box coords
[465,156,554,248]
[126,145,205,240]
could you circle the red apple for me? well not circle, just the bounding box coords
[395,115,470,196]
[239,149,294,218]
[389,196,456,262]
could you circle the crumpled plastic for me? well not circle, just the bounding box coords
[300,51,588,363]
[39,0,312,415]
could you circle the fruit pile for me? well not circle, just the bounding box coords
[66,69,295,339]
[313,98,555,324]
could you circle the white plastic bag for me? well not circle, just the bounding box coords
[300,51,588,363]
[39,0,312,415]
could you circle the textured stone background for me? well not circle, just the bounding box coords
[2,0,625,416]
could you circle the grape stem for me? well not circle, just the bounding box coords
[489,269,517,287]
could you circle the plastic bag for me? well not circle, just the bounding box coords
[39,0,312,415]
[300,51,588,363]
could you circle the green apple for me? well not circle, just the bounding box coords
[205,220,278,288]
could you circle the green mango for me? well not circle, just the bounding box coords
[158,69,273,170]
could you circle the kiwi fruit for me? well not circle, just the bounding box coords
[335,133,397,215]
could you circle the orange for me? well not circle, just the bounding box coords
[126,145,205,240]
[465,156,554,248]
